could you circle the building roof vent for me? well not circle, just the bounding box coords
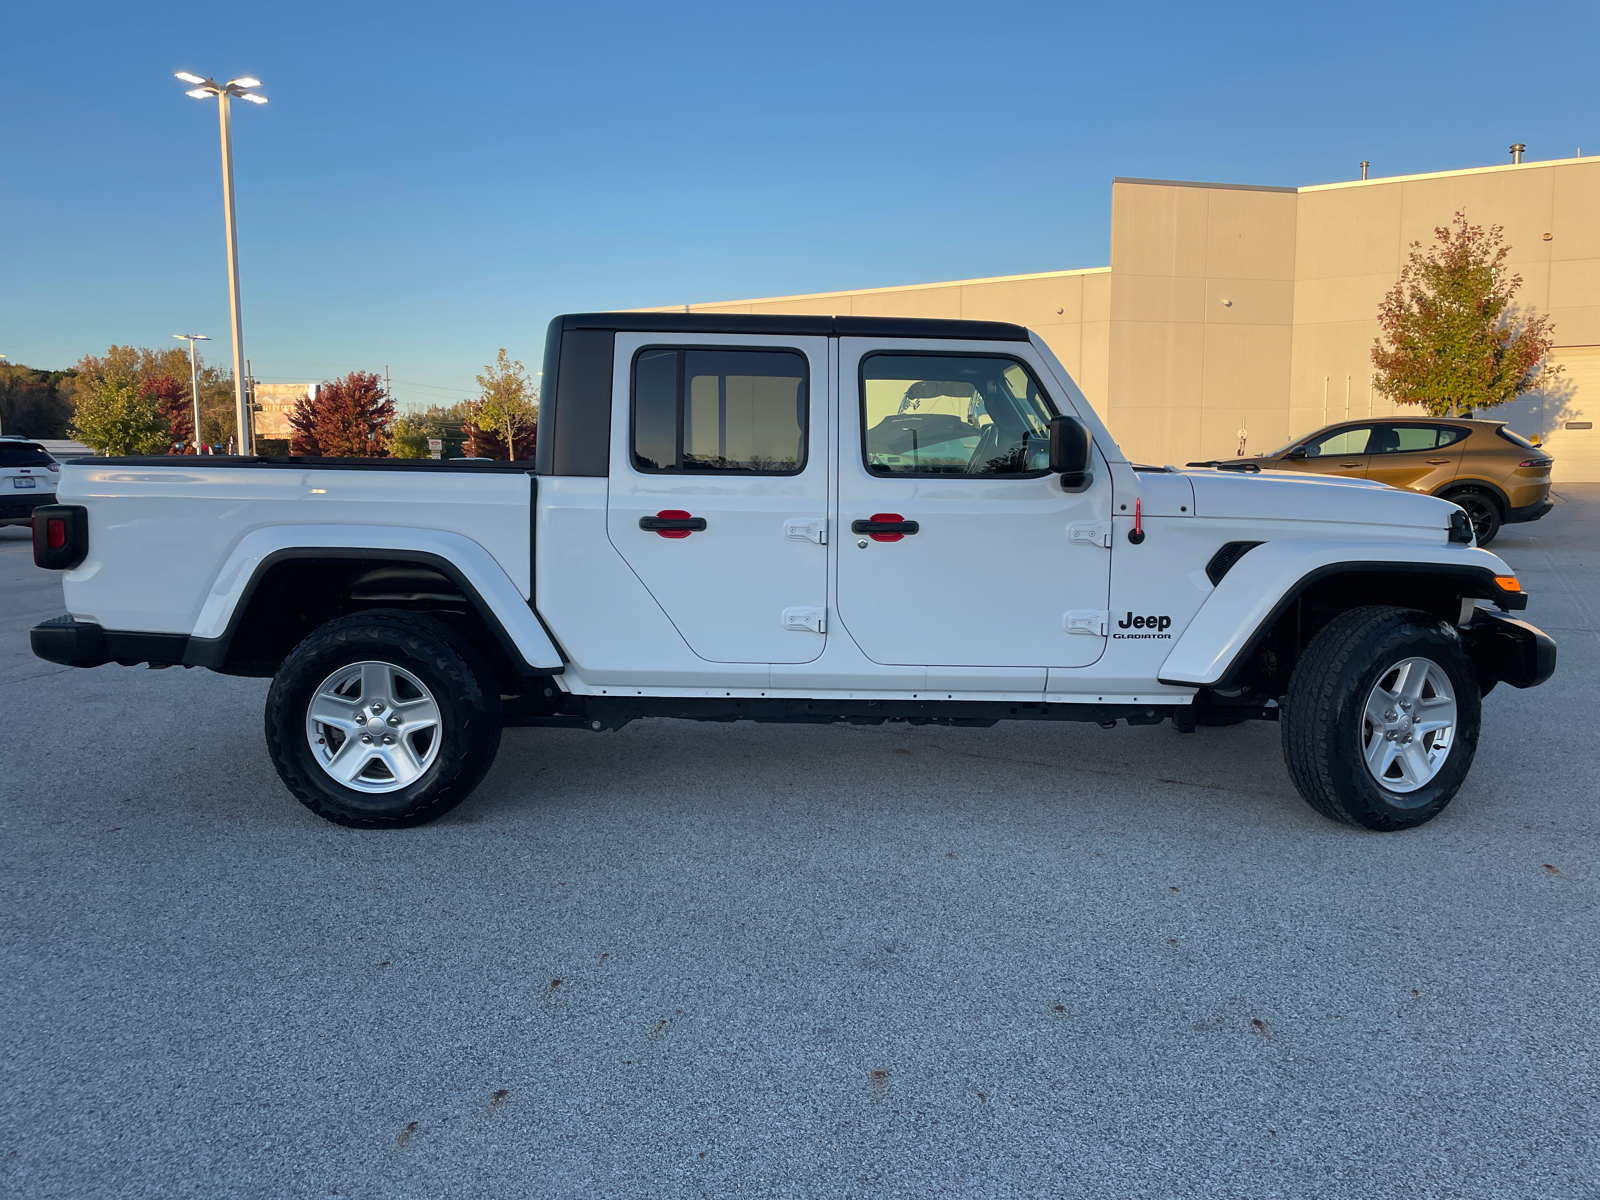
[1510,143,1526,164]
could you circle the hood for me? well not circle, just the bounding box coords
[1182,467,1457,532]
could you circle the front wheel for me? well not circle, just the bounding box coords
[1282,606,1481,831]
[265,613,503,827]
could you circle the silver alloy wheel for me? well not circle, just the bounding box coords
[304,660,443,793]
[1361,656,1457,794]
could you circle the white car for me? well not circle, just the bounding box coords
[29,313,1555,832]
[1,437,60,528]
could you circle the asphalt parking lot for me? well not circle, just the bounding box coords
[2,492,1596,1200]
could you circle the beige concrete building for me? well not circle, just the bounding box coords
[638,157,1600,482]
[252,383,313,441]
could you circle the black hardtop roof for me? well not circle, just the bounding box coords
[555,312,1031,342]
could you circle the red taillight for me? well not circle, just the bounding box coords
[1519,459,1551,468]
[46,518,67,550]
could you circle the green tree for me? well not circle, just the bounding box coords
[66,344,236,448]
[474,348,538,460]
[1371,212,1561,417]
[0,363,78,438]
[69,375,171,455]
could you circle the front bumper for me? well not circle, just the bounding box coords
[0,491,57,522]
[1462,609,1556,692]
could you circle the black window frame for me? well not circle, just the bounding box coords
[628,344,811,477]
[857,350,1061,480]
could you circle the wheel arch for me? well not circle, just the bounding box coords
[1159,546,1525,695]
[186,535,564,683]
[1434,477,1510,514]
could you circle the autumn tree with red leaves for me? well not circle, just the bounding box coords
[138,373,194,451]
[288,371,395,457]
[1371,212,1561,417]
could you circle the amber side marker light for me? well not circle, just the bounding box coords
[1494,575,1521,593]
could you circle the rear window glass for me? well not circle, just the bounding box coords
[0,443,53,467]
[632,347,807,474]
[1375,425,1469,453]
[1495,426,1538,450]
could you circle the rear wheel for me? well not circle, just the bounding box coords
[1442,488,1502,545]
[1282,606,1480,831]
[265,612,503,827]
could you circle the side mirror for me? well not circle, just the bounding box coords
[1284,445,1308,460]
[1048,415,1092,488]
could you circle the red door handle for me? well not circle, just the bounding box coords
[851,513,919,542]
[639,510,707,538]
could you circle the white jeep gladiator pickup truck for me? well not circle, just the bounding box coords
[30,313,1555,831]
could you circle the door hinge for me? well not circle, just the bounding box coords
[784,517,827,545]
[1068,521,1112,548]
[1063,609,1109,637]
[783,606,827,634]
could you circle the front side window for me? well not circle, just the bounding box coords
[861,354,1055,476]
[1302,426,1374,457]
[632,347,807,474]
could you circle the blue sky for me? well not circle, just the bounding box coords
[3,0,1596,408]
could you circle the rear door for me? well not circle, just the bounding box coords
[606,333,830,664]
[1366,423,1467,492]
[834,339,1112,668]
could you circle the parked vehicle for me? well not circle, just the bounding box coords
[0,437,60,528]
[30,314,1555,832]
[1196,418,1553,545]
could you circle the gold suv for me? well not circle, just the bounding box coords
[1227,418,1553,545]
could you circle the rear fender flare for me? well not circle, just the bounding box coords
[189,524,564,673]
[1158,539,1519,688]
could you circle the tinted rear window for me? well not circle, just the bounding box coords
[0,443,53,467]
[1375,425,1469,452]
[1495,426,1538,450]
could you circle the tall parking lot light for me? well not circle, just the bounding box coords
[175,71,268,455]
[174,333,210,453]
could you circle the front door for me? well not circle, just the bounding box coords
[834,339,1112,668]
[1287,424,1377,479]
[606,334,830,664]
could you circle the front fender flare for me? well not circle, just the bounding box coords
[188,524,564,673]
[1157,539,1518,688]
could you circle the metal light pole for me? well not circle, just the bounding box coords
[174,334,210,453]
[175,71,267,455]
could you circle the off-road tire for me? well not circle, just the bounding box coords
[1442,487,1502,546]
[1282,606,1481,831]
[265,612,503,828]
